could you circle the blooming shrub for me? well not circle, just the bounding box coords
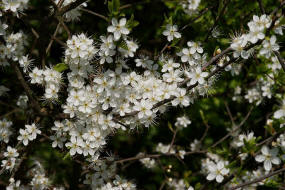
[0,0,285,189]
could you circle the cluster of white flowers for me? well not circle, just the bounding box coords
[255,145,281,171]
[155,142,175,154]
[53,0,87,21]
[181,0,201,15]
[1,0,285,187]
[232,132,256,148]
[0,20,8,36]
[260,35,279,58]
[2,0,29,16]
[168,178,194,190]
[1,146,19,171]
[0,118,13,143]
[227,168,269,189]
[17,123,41,146]
[245,88,262,105]
[138,153,156,169]
[29,67,62,100]
[190,139,201,151]
[266,55,282,72]
[52,16,217,161]
[163,24,181,42]
[5,161,64,190]
[16,94,28,108]
[0,32,27,64]
[175,115,191,128]
[19,55,33,73]
[202,153,229,183]
[83,158,136,189]
[231,15,271,59]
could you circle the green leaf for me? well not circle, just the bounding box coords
[108,0,120,16]
[168,121,174,132]
[113,0,120,13]
[127,14,139,29]
[53,63,68,72]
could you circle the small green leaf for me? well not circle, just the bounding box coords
[127,14,139,29]
[168,121,174,132]
[53,63,68,72]
[113,0,120,13]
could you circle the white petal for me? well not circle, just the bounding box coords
[273,110,285,119]
[206,173,216,181]
[271,157,281,165]
[216,175,224,183]
[264,160,272,171]
[261,146,269,155]
[255,155,265,162]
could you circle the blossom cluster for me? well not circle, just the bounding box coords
[0,0,285,189]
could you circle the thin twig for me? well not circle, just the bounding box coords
[181,6,212,31]
[210,106,254,148]
[257,0,265,14]
[204,0,230,42]
[11,62,46,116]
[0,109,21,119]
[46,23,61,54]
[228,167,285,190]
[81,8,109,21]
[225,102,236,126]
[115,150,206,163]
[57,0,65,8]
[168,129,178,153]
[200,119,210,142]
[159,180,166,190]
[58,17,71,39]
[59,0,88,15]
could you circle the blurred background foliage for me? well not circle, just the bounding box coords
[0,0,284,189]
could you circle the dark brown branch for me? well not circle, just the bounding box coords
[57,17,71,39]
[229,167,285,190]
[181,6,212,31]
[11,62,47,116]
[115,150,206,163]
[81,8,109,21]
[225,102,236,126]
[168,129,178,153]
[204,0,230,42]
[257,0,265,14]
[200,118,211,142]
[46,23,61,54]
[210,106,254,148]
[59,0,88,15]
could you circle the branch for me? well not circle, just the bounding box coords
[81,8,109,22]
[59,0,88,15]
[181,6,212,31]
[115,150,206,164]
[229,167,285,190]
[46,23,61,54]
[257,0,265,14]
[210,106,254,148]
[57,17,71,39]
[224,102,236,126]
[168,129,178,153]
[200,118,211,142]
[204,0,230,42]
[11,62,47,116]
